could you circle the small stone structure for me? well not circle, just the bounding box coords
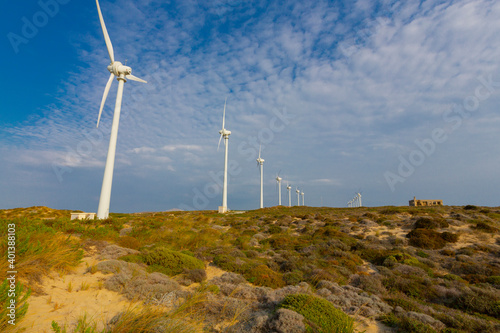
[409,197,443,207]
[70,212,96,220]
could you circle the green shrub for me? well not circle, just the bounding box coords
[453,288,500,318]
[213,254,250,274]
[117,236,141,250]
[244,264,285,288]
[441,232,459,243]
[487,276,500,285]
[279,293,354,333]
[464,205,478,210]
[407,229,448,249]
[473,222,498,233]
[414,217,449,229]
[119,254,143,264]
[384,297,421,312]
[184,268,207,283]
[443,274,465,282]
[284,270,304,286]
[398,315,437,333]
[416,250,430,258]
[268,224,282,234]
[141,247,204,276]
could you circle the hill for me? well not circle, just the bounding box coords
[1,205,500,332]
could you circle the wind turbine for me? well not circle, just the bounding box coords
[276,174,282,206]
[218,98,231,213]
[256,145,265,209]
[287,182,292,207]
[301,191,305,206]
[296,188,300,206]
[357,192,362,207]
[95,0,147,220]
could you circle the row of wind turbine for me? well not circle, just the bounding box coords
[347,193,362,208]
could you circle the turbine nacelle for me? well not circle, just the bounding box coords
[257,157,265,165]
[276,177,282,182]
[107,62,132,76]
[219,128,231,137]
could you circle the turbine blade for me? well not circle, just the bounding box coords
[126,74,147,83]
[217,134,223,151]
[96,0,115,63]
[97,73,115,128]
[222,97,227,130]
[258,144,261,159]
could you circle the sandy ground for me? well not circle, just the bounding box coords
[15,253,228,333]
[15,256,135,333]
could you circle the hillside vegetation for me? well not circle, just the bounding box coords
[1,205,500,332]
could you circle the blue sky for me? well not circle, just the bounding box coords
[1,0,500,212]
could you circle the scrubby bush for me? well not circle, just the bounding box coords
[141,247,204,276]
[407,229,457,249]
[184,269,207,283]
[267,224,282,234]
[117,235,141,250]
[284,270,304,286]
[473,222,498,233]
[463,205,478,210]
[487,276,500,285]
[452,287,500,318]
[441,232,459,243]
[350,274,387,295]
[279,293,354,333]
[245,264,285,288]
[414,217,449,230]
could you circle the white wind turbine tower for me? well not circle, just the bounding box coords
[276,174,282,206]
[357,192,362,207]
[256,145,265,209]
[218,98,231,213]
[95,0,147,220]
[287,182,292,207]
[296,188,300,206]
[301,191,305,206]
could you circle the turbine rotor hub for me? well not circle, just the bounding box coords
[107,61,132,76]
[219,129,231,137]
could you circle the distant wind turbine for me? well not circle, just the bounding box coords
[218,98,231,213]
[95,0,147,220]
[276,174,282,206]
[301,191,305,206]
[296,188,300,206]
[287,182,292,207]
[256,145,265,209]
[357,192,362,207]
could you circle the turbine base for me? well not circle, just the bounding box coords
[218,206,228,214]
